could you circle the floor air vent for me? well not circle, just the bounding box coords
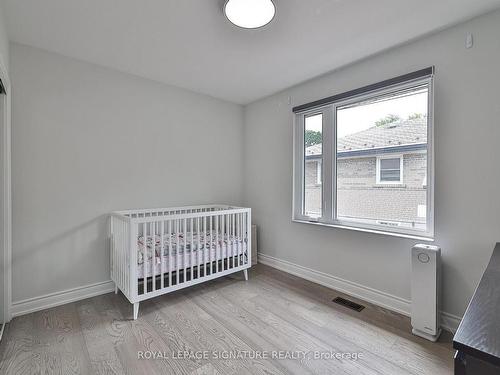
[332,297,365,312]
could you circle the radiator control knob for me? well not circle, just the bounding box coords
[418,252,430,263]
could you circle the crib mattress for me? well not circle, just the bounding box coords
[137,242,248,278]
[137,231,246,264]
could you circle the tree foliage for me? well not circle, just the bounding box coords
[408,113,424,120]
[375,114,401,127]
[375,113,425,127]
[304,130,322,147]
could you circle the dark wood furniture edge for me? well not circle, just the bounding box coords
[453,242,500,368]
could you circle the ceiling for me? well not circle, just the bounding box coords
[3,0,500,104]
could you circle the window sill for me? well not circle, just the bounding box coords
[373,183,406,188]
[292,219,434,242]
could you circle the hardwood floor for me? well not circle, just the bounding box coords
[0,264,454,374]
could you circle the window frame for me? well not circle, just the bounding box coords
[376,155,404,185]
[292,74,434,240]
[316,160,322,185]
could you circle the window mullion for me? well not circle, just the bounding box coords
[322,106,334,223]
[332,104,338,223]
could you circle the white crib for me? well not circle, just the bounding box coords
[110,205,251,319]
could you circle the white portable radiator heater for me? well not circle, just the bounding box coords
[411,244,442,342]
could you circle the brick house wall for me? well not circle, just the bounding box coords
[304,159,322,216]
[304,152,427,228]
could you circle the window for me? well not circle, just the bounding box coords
[303,113,323,218]
[377,156,403,184]
[293,68,434,238]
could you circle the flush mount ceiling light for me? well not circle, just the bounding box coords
[224,0,276,29]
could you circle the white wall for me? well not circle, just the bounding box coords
[243,10,500,320]
[0,3,8,72]
[10,43,244,303]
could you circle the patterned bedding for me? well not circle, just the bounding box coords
[137,232,245,265]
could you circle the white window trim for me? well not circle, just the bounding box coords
[376,155,403,185]
[316,160,322,184]
[292,75,434,239]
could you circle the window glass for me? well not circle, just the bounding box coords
[335,85,428,231]
[304,113,322,218]
[379,157,401,182]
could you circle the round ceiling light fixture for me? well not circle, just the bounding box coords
[224,0,276,29]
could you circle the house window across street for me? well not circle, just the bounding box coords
[293,68,434,238]
[377,156,403,184]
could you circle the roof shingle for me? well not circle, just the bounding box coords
[306,117,427,156]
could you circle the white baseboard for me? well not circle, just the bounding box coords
[441,311,462,333]
[8,254,463,333]
[11,280,115,317]
[258,253,461,333]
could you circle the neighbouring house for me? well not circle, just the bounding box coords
[305,117,427,230]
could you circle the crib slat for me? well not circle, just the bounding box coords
[151,221,156,292]
[127,221,130,295]
[143,222,147,294]
[223,214,226,271]
[236,213,240,268]
[121,220,124,293]
[123,220,126,292]
[168,220,172,287]
[234,213,237,268]
[228,214,231,270]
[245,211,248,266]
[229,214,232,270]
[215,215,219,274]
[231,213,235,269]
[208,216,212,276]
[240,212,243,267]
[225,214,228,270]
[176,219,180,285]
[190,217,194,281]
[241,212,244,267]
[116,219,119,291]
[112,218,115,286]
[197,217,200,279]
[240,213,244,268]
[117,220,120,292]
[233,214,240,263]
[183,218,187,283]
[203,216,207,277]
[239,212,243,267]
[161,220,164,290]
[226,214,229,270]
[119,220,121,293]
[226,215,234,268]
[118,220,121,292]
[110,217,114,282]
[229,213,233,269]
[241,213,251,263]
[242,212,245,267]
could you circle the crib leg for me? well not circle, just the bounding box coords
[114,284,118,294]
[133,303,140,320]
[243,269,248,281]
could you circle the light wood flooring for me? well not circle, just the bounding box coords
[0,264,454,374]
